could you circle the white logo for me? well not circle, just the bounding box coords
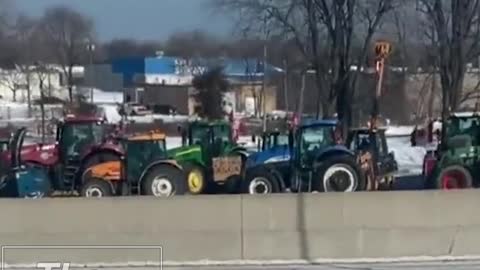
[36,262,70,270]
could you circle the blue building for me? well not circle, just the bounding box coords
[105,55,283,115]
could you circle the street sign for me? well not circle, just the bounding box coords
[375,41,392,58]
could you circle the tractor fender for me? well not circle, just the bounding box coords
[80,143,123,162]
[314,145,356,163]
[230,147,249,159]
[137,160,183,190]
[269,167,286,191]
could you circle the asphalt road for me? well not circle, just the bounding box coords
[10,261,480,270]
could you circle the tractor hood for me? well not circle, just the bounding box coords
[246,145,291,168]
[167,145,202,160]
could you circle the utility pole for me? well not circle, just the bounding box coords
[262,43,268,132]
[86,41,95,103]
[371,41,392,131]
[283,59,288,112]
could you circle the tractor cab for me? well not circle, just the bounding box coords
[346,127,398,188]
[180,120,234,163]
[258,130,289,151]
[122,131,168,184]
[291,120,340,170]
[54,115,109,189]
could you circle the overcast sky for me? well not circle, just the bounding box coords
[13,0,233,41]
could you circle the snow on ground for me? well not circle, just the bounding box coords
[385,125,415,136]
[387,135,426,176]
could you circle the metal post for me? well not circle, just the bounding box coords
[88,43,94,103]
[262,43,268,132]
[283,59,288,112]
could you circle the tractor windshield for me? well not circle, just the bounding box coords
[190,124,231,145]
[299,125,335,157]
[62,122,104,157]
[263,133,288,150]
[212,124,231,144]
[190,125,211,145]
[446,117,480,142]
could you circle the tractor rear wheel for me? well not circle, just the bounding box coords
[436,165,473,190]
[141,165,186,197]
[314,155,365,192]
[80,178,114,197]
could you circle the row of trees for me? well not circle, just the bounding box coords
[211,0,480,131]
[2,0,480,129]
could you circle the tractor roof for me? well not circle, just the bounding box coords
[300,119,338,129]
[451,111,480,118]
[350,126,387,132]
[191,119,230,126]
[127,130,166,141]
[63,114,104,123]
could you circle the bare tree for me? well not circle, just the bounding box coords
[215,0,397,133]
[417,0,480,124]
[40,5,94,102]
[32,63,49,143]
[0,68,22,101]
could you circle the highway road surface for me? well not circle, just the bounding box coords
[10,261,480,270]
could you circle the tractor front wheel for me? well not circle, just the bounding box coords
[436,165,473,190]
[142,165,186,197]
[242,168,281,194]
[80,178,114,197]
[183,163,206,195]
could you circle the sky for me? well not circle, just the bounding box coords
[12,0,234,42]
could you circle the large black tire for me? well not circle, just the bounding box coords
[242,167,281,194]
[435,165,473,190]
[314,155,365,192]
[141,165,186,197]
[80,178,113,197]
[182,163,206,195]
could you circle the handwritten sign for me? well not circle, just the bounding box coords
[212,156,242,182]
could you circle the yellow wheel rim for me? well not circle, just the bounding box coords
[188,170,204,194]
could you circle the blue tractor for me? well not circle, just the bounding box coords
[0,127,51,198]
[243,119,365,194]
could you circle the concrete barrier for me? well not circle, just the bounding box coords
[0,190,479,266]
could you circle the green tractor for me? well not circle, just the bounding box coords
[168,120,248,194]
[81,131,185,197]
[424,112,480,189]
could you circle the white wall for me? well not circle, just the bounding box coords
[0,69,65,102]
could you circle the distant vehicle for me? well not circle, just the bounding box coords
[147,104,178,115]
[124,103,152,116]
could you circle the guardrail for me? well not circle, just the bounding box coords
[0,190,479,266]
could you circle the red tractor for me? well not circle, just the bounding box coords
[0,114,123,193]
